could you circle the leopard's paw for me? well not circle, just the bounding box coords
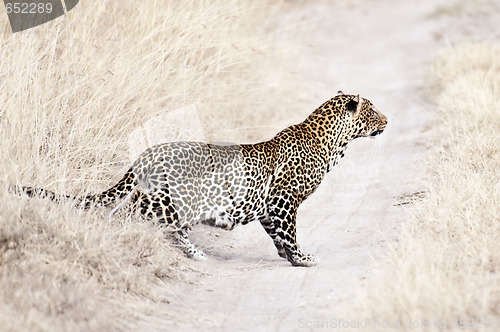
[292,254,318,267]
[190,249,207,261]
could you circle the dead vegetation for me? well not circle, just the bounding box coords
[345,42,500,330]
[0,1,304,330]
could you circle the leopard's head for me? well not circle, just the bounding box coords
[337,90,387,139]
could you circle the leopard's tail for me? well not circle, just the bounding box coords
[14,167,138,209]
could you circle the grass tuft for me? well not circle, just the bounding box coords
[345,42,500,329]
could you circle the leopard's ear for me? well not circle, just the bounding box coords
[356,95,364,114]
[336,90,344,96]
[346,95,359,112]
[346,95,363,115]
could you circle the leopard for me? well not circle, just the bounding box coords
[17,91,387,267]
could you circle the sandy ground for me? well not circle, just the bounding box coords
[146,1,448,330]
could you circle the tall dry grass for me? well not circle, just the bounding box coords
[0,1,304,330]
[343,43,500,330]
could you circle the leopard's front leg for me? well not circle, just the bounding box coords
[260,218,286,259]
[266,193,318,267]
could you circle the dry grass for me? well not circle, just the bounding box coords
[0,1,305,330]
[431,0,500,17]
[344,43,500,330]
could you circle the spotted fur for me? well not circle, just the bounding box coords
[18,92,387,266]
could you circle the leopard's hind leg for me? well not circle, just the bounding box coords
[130,189,207,261]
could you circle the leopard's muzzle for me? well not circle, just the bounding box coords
[370,127,385,136]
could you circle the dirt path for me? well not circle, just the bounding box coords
[150,1,445,330]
